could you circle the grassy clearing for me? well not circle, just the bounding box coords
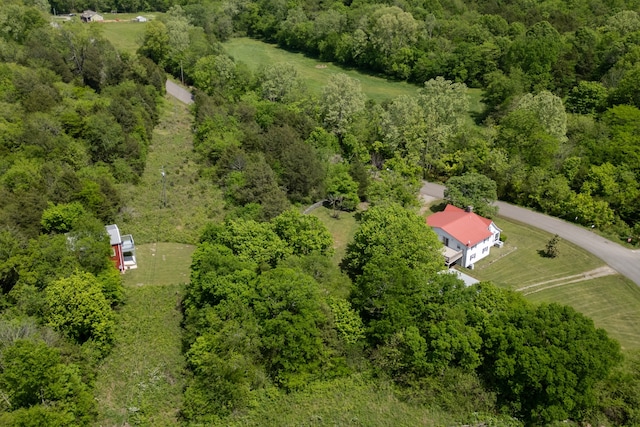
[93,242,193,426]
[525,275,640,350]
[309,206,358,265]
[226,376,454,426]
[123,242,195,286]
[470,217,604,289]
[225,38,421,104]
[116,95,224,245]
[99,21,148,55]
[93,283,185,427]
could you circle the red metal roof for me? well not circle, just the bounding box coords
[426,205,493,247]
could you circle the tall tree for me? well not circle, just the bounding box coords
[320,73,365,143]
[444,172,498,217]
[480,302,621,424]
[341,204,442,281]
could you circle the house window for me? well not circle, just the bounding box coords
[483,247,489,253]
[456,245,461,249]
[494,233,500,241]
[470,253,476,260]
[111,247,116,257]
[443,237,449,246]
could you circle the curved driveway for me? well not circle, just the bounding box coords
[420,182,640,287]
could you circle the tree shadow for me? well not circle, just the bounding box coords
[429,201,448,213]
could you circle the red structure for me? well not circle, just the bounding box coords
[105,224,137,273]
[106,224,125,272]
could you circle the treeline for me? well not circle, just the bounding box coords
[138,3,640,243]
[182,205,638,425]
[0,1,165,423]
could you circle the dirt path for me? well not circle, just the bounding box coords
[516,266,617,295]
[420,182,640,287]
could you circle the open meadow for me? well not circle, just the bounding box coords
[224,37,484,112]
[224,37,421,103]
[99,20,148,54]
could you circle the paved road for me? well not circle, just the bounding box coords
[165,79,193,105]
[420,182,640,287]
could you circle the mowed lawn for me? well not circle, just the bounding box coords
[99,21,148,54]
[467,217,640,349]
[122,242,195,286]
[471,217,605,289]
[525,275,640,350]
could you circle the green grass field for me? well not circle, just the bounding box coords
[525,275,640,350]
[225,38,422,104]
[93,242,193,425]
[99,21,148,55]
[309,206,358,265]
[116,95,224,245]
[121,242,195,286]
[471,217,605,289]
[93,283,186,426]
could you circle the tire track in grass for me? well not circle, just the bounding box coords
[518,266,617,295]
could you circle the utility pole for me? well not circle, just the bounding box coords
[161,166,166,208]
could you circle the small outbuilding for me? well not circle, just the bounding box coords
[80,10,104,22]
[133,16,148,22]
[105,224,137,273]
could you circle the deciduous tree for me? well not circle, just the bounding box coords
[444,172,498,218]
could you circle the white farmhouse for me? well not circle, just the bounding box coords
[427,205,502,269]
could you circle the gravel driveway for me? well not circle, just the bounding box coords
[165,79,193,105]
[420,182,640,287]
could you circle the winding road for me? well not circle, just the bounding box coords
[420,182,640,287]
[163,81,640,287]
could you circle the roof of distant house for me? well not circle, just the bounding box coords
[427,205,494,247]
[105,224,121,246]
[81,10,101,17]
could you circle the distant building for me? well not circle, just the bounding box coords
[106,224,137,273]
[80,10,104,22]
[427,205,502,269]
[133,15,148,22]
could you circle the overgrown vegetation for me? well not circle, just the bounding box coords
[4,0,640,424]
[0,1,164,423]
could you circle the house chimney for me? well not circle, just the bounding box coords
[466,206,473,213]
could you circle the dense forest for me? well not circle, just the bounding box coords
[129,0,640,243]
[2,0,640,424]
[0,0,165,423]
